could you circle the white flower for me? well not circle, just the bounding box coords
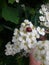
[32,29,40,38]
[31,42,37,48]
[44,22,49,27]
[26,32,31,36]
[46,52,49,56]
[37,26,45,36]
[29,22,33,28]
[26,37,31,43]
[20,43,27,50]
[24,20,33,29]
[12,36,17,43]
[46,56,49,61]
[41,4,47,12]
[5,50,13,56]
[44,40,49,49]
[39,16,45,21]
[16,0,19,3]
[24,19,30,24]
[5,42,21,56]
[19,31,25,36]
[45,11,49,22]
[21,23,25,27]
[31,36,36,41]
[18,37,23,42]
[5,42,13,49]
[5,51,10,56]
[13,45,20,53]
[5,42,14,56]
[24,19,29,22]
[40,50,46,55]
[36,34,40,38]
[39,9,43,14]
[13,28,18,36]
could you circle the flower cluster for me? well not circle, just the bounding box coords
[33,40,49,65]
[5,19,45,56]
[39,4,49,27]
[5,42,20,56]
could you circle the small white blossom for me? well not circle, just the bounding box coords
[12,36,17,43]
[16,0,19,3]
[24,19,29,22]
[44,22,49,27]
[41,4,47,12]
[29,22,33,28]
[39,9,43,14]
[26,37,31,43]
[5,42,13,49]
[19,31,25,36]
[21,23,25,27]
[39,16,45,21]
[45,12,49,22]
[31,36,36,41]
[13,28,18,36]
[18,37,23,42]
[37,26,45,36]
[5,42,14,56]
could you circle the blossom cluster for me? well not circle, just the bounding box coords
[39,4,49,27]
[5,19,45,56]
[33,40,49,65]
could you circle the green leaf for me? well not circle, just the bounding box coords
[16,57,24,65]
[0,0,7,20]
[2,5,19,24]
[0,39,3,47]
[0,26,4,32]
[29,8,35,15]
[8,0,15,4]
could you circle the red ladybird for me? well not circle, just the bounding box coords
[26,27,32,32]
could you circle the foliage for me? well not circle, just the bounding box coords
[2,5,19,24]
[8,0,15,4]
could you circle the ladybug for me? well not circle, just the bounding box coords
[26,27,32,32]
